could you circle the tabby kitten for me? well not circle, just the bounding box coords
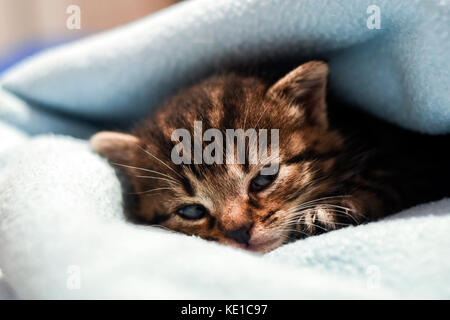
[91,61,449,253]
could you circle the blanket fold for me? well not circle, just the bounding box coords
[1,0,449,134]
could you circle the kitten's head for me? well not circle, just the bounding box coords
[91,61,355,252]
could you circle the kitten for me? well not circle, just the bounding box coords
[90,61,449,253]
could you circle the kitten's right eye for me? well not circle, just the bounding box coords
[249,170,278,193]
[177,204,208,220]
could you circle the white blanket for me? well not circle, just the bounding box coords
[0,133,448,299]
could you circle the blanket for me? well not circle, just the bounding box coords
[0,135,448,299]
[0,0,449,299]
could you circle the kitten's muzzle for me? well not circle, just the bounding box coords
[225,226,252,245]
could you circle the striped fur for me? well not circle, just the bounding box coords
[91,61,449,253]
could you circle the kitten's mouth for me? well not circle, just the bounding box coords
[246,238,280,253]
[226,237,279,253]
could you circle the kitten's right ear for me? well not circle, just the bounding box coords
[90,131,140,164]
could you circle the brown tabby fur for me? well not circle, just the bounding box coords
[91,61,449,253]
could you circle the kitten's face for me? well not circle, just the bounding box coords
[91,62,356,253]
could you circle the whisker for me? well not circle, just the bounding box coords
[134,175,179,186]
[293,195,352,207]
[253,103,270,129]
[283,211,353,227]
[287,206,356,221]
[290,215,330,232]
[312,217,352,227]
[281,207,359,228]
[285,197,354,214]
[279,227,310,239]
[112,163,178,182]
[243,103,250,130]
[129,187,173,195]
[135,144,184,179]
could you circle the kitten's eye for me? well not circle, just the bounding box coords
[250,171,278,193]
[177,204,208,220]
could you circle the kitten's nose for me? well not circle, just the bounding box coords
[226,226,251,245]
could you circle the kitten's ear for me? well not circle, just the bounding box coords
[90,131,140,164]
[267,61,329,128]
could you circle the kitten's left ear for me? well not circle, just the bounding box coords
[267,61,329,128]
[90,131,140,164]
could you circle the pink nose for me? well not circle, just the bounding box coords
[226,225,252,245]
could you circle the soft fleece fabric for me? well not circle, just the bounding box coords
[0,0,449,299]
[0,135,449,299]
[1,0,449,134]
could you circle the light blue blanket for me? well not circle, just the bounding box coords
[0,0,449,135]
[0,0,449,299]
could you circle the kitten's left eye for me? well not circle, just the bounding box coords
[177,204,208,220]
[250,171,278,193]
